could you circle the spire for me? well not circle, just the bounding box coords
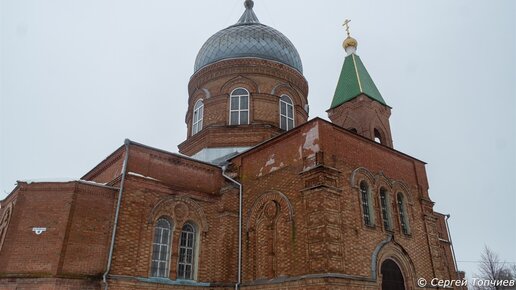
[237,0,260,24]
[330,53,387,109]
[329,20,387,109]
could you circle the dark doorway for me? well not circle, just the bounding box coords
[381,259,405,290]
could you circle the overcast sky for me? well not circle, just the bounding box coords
[1,0,515,281]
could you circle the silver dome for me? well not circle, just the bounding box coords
[194,1,303,73]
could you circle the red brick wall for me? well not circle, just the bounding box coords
[328,94,394,148]
[82,146,125,184]
[229,118,459,288]
[59,184,116,276]
[0,277,101,290]
[107,146,239,284]
[0,181,116,279]
[0,120,461,289]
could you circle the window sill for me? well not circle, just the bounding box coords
[139,277,208,286]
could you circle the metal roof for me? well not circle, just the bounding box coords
[194,1,303,73]
[330,53,388,109]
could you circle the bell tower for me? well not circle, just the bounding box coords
[327,20,393,148]
[178,0,309,162]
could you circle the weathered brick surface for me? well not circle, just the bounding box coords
[0,119,461,290]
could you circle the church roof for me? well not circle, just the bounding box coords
[194,0,303,73]
[330,53,388,109]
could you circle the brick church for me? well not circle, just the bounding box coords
[0,1,464,289]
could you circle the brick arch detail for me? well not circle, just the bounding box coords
[246,191,294,231]
[392,181,413,203]
[351,168,412,202]
[148,196,208,233]
[246,191,295,280]
[341,115,361,134]
[351,167,376,188]
[372,236,417,289]
[220,75,259,95]
[271,83,304,107]
[376,172,394,190]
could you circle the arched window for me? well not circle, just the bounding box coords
[397,193,409,235]
[380,188,392,231]
[381,259,405,290]
[230,88,249,125]
[348,128,358,133]
[177,223,196,280]
[279,95,294,130]
[360,181,373,226]
[374,128,383,144]
[150,218,172,278]
[192,99,204,135]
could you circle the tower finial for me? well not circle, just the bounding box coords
[343,19,351,37]
[244,0,254,9]
[342,19,358,55]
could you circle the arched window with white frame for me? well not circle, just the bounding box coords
[360,181,373,226]
[279,95,294,130]
[150,218,172,278]
[192,99,204,135]
[229,88,249,125]
[397,192,410,235]
[177,223,196,280]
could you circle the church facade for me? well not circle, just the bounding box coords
[0,1,464,289]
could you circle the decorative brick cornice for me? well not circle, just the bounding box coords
[81,146,124,180]
[178,124,283,156]
[188,58,308,97]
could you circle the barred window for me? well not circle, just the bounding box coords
[380,188,392,230]
[192,99,204,135]
[397,193,409,235]
[230,88,249,125]
[360,181,373,226]
[279,95,294,130]
[150,218,172,277]
[177,223,196,280]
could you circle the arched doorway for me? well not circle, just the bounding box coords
[381,259,405,290]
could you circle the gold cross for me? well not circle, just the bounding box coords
[343,19,351,37]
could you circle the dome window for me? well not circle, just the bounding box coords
[230,88,250,125]
[192,100,204,135]
[279,95,294,130]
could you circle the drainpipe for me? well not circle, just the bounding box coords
[444,214,460,279]
[103,139,131,290]
[221,165,243,290]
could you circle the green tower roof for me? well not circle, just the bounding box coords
[330,53,388,109]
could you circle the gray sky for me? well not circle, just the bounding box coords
[1,0,515,281]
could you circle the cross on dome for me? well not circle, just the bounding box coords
[342,19,358,55]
